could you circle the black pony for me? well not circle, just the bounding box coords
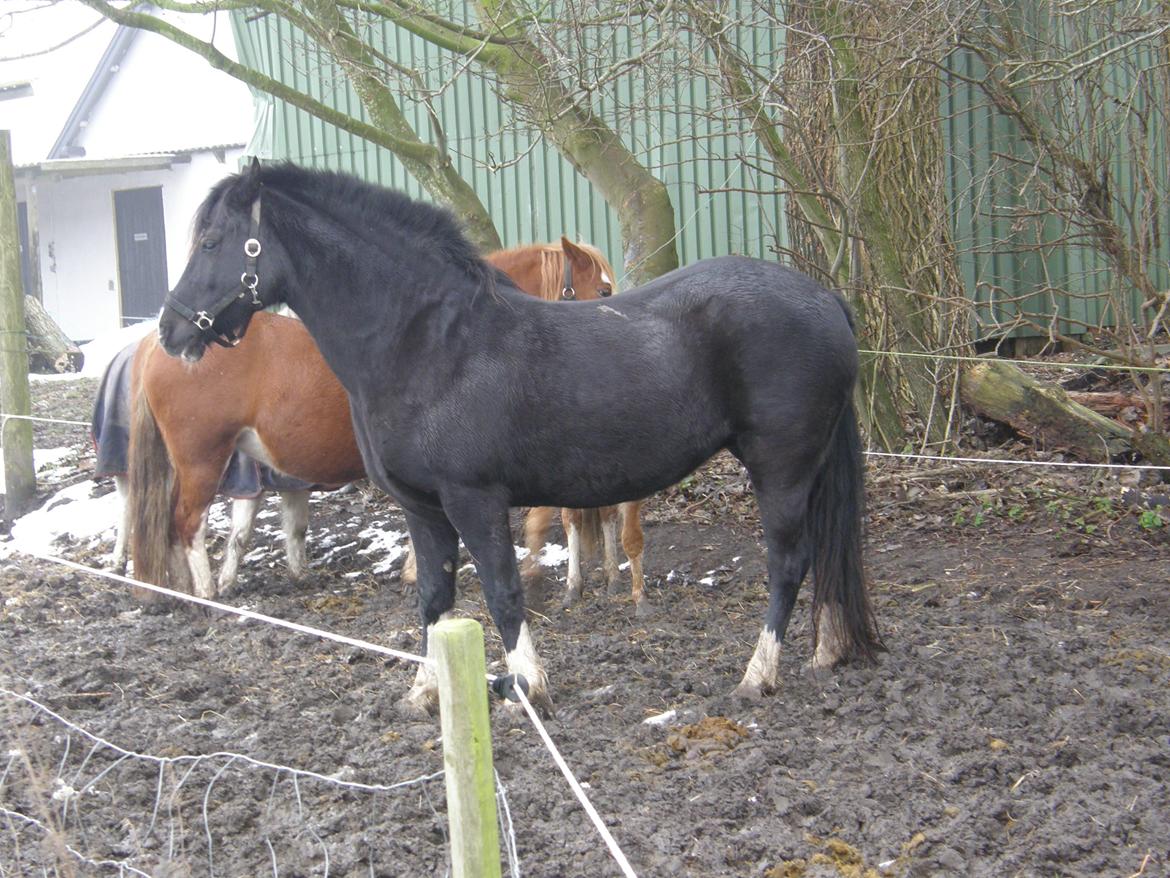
[159,160,881,713]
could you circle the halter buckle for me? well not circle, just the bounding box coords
[194,311,215,331]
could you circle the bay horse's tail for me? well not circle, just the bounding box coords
[577,507,602,560]
[809,400,883,663]
[128,368,175,590]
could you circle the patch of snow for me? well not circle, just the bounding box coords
[3,480,120,558]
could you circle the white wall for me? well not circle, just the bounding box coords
[29,148,242,341]
[75,10,252,159]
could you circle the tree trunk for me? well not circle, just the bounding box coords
[960,359,1170,464]
[24,295,82,374]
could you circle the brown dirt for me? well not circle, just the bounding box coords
[0,377,1167,877]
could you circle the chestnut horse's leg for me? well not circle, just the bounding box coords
[561,507,584,605]
[279,490,311,579]
[441,486,552,714]
[599,506,621,593]
[219,494,262,592]
[170,449,234,600]
[112,474,129,575]
[401,508,460,716]
[620,501,647,614]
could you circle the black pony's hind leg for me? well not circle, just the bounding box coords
[402,508,460,716]
[440,486,553,715]
[734,450,818,698]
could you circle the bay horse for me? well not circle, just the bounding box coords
[122,237,635,600]
[158,161,881,713]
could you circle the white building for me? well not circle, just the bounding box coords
[1,2,254,341]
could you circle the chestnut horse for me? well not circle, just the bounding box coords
[124,238,643,599]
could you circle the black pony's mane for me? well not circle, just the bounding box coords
[194,162,498,292]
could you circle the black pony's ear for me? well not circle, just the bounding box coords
[230,156,262,208]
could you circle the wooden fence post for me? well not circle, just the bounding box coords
[0,130,35,519]
[432,618,502,878]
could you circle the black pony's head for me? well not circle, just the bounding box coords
[159,159,278,361]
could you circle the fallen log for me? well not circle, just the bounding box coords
[24,295,83,373]
[960,359,1170,466]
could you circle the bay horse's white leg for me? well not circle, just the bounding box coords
[111,475,129,574]
[600,507,621,592]
[563,510,584,605]
[185,516,216,600]
[279,490,311,579]
[218,494,262,592]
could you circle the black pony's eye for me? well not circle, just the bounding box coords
[201,236,220,252]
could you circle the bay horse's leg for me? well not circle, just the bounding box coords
[401,509,460,716]
[112,474,129,574]
[521,505,555,608]
[442,488,552,714]
[279,490,311,579]
[619,501,647,615]
[599,506,621,594]
[219,494,262,592]
[171,456,232,600]
[561,507,585,605]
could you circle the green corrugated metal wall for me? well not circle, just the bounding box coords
[230,9,786,287]
[231,5,1167,336]
[941,4,1168,338]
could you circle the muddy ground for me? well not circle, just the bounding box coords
[0,376,1167,877]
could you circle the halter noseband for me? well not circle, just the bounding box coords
[165,197,265,348]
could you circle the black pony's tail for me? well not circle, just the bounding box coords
[809,400,883,663]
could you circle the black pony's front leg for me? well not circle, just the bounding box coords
[441,486,553,714]
[402,508,459,715]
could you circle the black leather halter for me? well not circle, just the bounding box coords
[165,197,265,348]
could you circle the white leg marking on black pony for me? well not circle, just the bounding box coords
[404,613,452,715]
[505,621,549,707]
[736,627,781,696]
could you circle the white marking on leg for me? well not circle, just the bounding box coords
[738,627,782,694]
[565,521,583,599]
[505,621,549,703]
[112,475,129,573]
[186,518,215,600]
[813,604,845,669]
[219,495,260,591]
[281,490,310,579]
[405,613,452,713]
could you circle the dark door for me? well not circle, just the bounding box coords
[114,187,168,326]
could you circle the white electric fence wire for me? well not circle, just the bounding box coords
[0,413,92,428]
[16,549,432,667]
[0,688,444,794]
[512,684,639,878]
[863,449,1170,471]
[0,804,155,878]
[495,770,522,878]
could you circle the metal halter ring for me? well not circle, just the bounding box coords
[194,311,215,331]
[561,286,576,300]
[244,238,262,258]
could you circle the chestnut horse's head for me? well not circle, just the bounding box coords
[555,236,616,301]
[489,237,617,303]
[159,159,282,362]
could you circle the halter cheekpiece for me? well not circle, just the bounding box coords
[165,196,265,348]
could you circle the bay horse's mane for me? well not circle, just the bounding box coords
[193,162,502,295]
